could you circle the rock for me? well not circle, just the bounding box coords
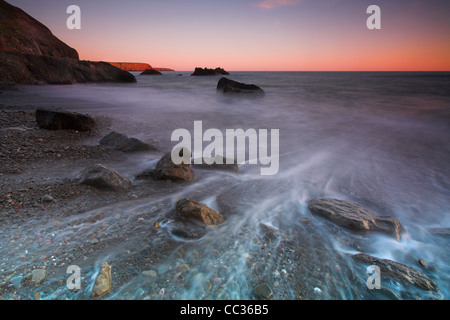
[10,276,23,288]
[80,164,132,191]
[191,67,229,76]
[176,199,225,226]
[31,269,46,285]
[140,69,162,75]
[0,1,136,85]
[352,253,439,291]
[90,262,112,299]
[259,223,286,242]
[192,155,239,173]
[418,258,427,268]
[36,109,96,131]
[254,283,273,299]
[99,131,158,153]
[171,223,207,240]
[217,77,265,95]
[136,149,194,182]
[308,198,402,240]
[41,194,54,203]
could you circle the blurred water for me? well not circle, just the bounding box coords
[1,71,449,300]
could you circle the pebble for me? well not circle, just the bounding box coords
[10,276,23,288]
[42,195,54,203]
[254,283,273,299]
[31,269,47,285]
[142,270,158,279]
[418,258,427,267]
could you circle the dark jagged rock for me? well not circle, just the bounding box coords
[352,253,440,292]
[217,77,265,95]
[80,164,132,191]
[36,109,96,131]
[140,69,162,76]
[176,199,225,226]
[99,131,158,153]
[0,1,136,85]
[192,155,239,173]
[191,67,229,76]
[136,149,194,182]
[308,198,402,240]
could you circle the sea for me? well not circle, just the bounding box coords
[0,71,449,300]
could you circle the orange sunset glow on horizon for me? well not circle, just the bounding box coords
[7,0,450,71]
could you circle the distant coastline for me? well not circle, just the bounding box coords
[107,62,175,72]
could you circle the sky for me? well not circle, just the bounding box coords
[7,0,450,71]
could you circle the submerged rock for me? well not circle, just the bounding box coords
[80,164,132,191]
[170,222,207,240]
[91,262,112,299]
[352,253,439,292]
[140,68,162,75]
[136,149,194,182]
[99,131,158,153]
[308,198,402,240]
[176,199,225,226]
[192,155,239,173]
[191,67,229,76]
[217,77,265,95]
[36,109,96,131]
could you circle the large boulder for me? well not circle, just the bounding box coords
[176,199,225,226]
[353,253,439,292]
[217,77,265,95]
[191,67,229,76]
[0,1,136,85]
[308,198,402,240]
[99,131,158,152]
[136,149,194,182]
[80,164,132,191]
[36,109,96,131]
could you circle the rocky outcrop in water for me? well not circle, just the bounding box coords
[99,131,158,153]
[217,77,265,95]
[352,253,439,292]
[0,0,136,85]
[80,164,132,191]
[136,149,195,182]
[140,69,162,76]
[308,198,402,240]
[191,67,229,76]
[36,109,96,131]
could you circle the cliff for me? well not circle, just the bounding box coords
[0,0,136,85]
